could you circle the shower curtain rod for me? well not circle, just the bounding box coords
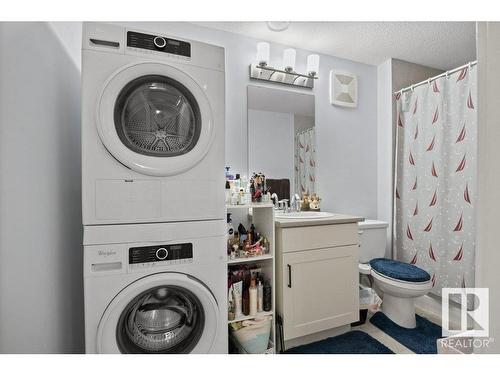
[393,60,477,95]
[296,127,315,136]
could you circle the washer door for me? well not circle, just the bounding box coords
[98,62,214,176]
[97,273,219,354]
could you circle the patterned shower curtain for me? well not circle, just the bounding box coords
[395,65,477,299]
[295,128,316,196]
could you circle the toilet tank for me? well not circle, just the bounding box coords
[358,220,389,263]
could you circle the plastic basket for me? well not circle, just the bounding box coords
[230,318,272,354]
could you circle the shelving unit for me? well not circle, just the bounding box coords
[228,310,274,324]
[226,203,276,354]
[227,253,273,265]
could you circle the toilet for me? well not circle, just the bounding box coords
[358,220,433,329]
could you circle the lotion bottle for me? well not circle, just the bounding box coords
[249,278,258,316]
[257,279,263,313]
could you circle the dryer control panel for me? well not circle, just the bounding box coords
[127,31,191,57]
[129,243,193,268]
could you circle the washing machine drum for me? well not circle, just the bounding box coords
[114,75,201,158]
[97,273,219,354]
[97,63,215,177]
[117,285,204,353]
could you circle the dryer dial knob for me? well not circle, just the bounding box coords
[153,36,167,49]
[156,247,168,260]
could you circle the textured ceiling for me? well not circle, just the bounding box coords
[193,22,476,70]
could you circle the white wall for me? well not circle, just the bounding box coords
[0,22,83,353]
[118,22,379,218]
[248,110,295,188]
[376,59,443,258]
[376,59,393,258]
[476,22,500,353]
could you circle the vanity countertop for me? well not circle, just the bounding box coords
[274,213,364,228]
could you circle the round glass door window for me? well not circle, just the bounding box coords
[114,75,202,157]
[116,285,205,353]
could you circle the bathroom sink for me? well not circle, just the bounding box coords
[275,211,336,220]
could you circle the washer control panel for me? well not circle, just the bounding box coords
[127,31,191,57]
[129,243,193,268]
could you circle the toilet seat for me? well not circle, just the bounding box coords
[370,269,432,292]
[369,258,431,283]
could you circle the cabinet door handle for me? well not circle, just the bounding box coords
[287,264,292,288]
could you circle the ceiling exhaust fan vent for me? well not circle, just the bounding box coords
[330,70,358,108]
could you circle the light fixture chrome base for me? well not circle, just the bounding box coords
[249,64,317,89]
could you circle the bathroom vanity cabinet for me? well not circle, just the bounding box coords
[275,215,363,348]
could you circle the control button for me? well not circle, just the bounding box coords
[153,36,166,49]
[156,247,168,260]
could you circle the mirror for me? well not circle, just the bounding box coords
[247,85,316,202]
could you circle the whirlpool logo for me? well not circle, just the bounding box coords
[98,250,117,257]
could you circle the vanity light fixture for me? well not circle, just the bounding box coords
[250,44,318,89]
[256,42,270,66]
[283,48,296,72]
[306,54,320,77]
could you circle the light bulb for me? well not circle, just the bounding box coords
[283,48,296,72]
[307,54,320,77]
[256,42,270,67]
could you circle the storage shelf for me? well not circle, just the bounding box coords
[228,310,273,324]
[227,254,273,265]
[226,202,274,209]
[226,198,276,354]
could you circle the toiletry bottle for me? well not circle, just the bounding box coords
[225,180,231,204]
[226,213,234,259]
[227,213,234,237]
[225,166,234,180]
[263,281,272,312]
[238,223,248,244]
[228,285,235,321]
[232,281,243,318]
[242,285,250,316]
[249,224,256,244]
[249,278,257,316]
[235,173,241,189]
[241,175,248,192]
[257,279,264,313]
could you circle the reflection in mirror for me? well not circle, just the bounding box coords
[247,85,315,203]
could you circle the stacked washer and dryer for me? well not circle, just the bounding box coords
[82,23,227,353]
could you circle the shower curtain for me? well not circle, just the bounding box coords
[295,128,316,196]
[395,65,477,299]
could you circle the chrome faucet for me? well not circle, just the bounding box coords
[290,193,301,212]
[270,193,279,209]
[279,199,289,212]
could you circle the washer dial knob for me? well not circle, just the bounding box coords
[153,36,167,49]
[156,247,168,260]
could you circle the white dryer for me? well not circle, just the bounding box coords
[84,220,227,353]
[82,23,225,225]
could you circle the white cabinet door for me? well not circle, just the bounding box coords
[282,245,359,340]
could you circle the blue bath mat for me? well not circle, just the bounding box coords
[284,330,394,354]
[370,312,442,354]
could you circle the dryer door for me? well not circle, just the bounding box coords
[97,273,219,353]
[97,62,214,177]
